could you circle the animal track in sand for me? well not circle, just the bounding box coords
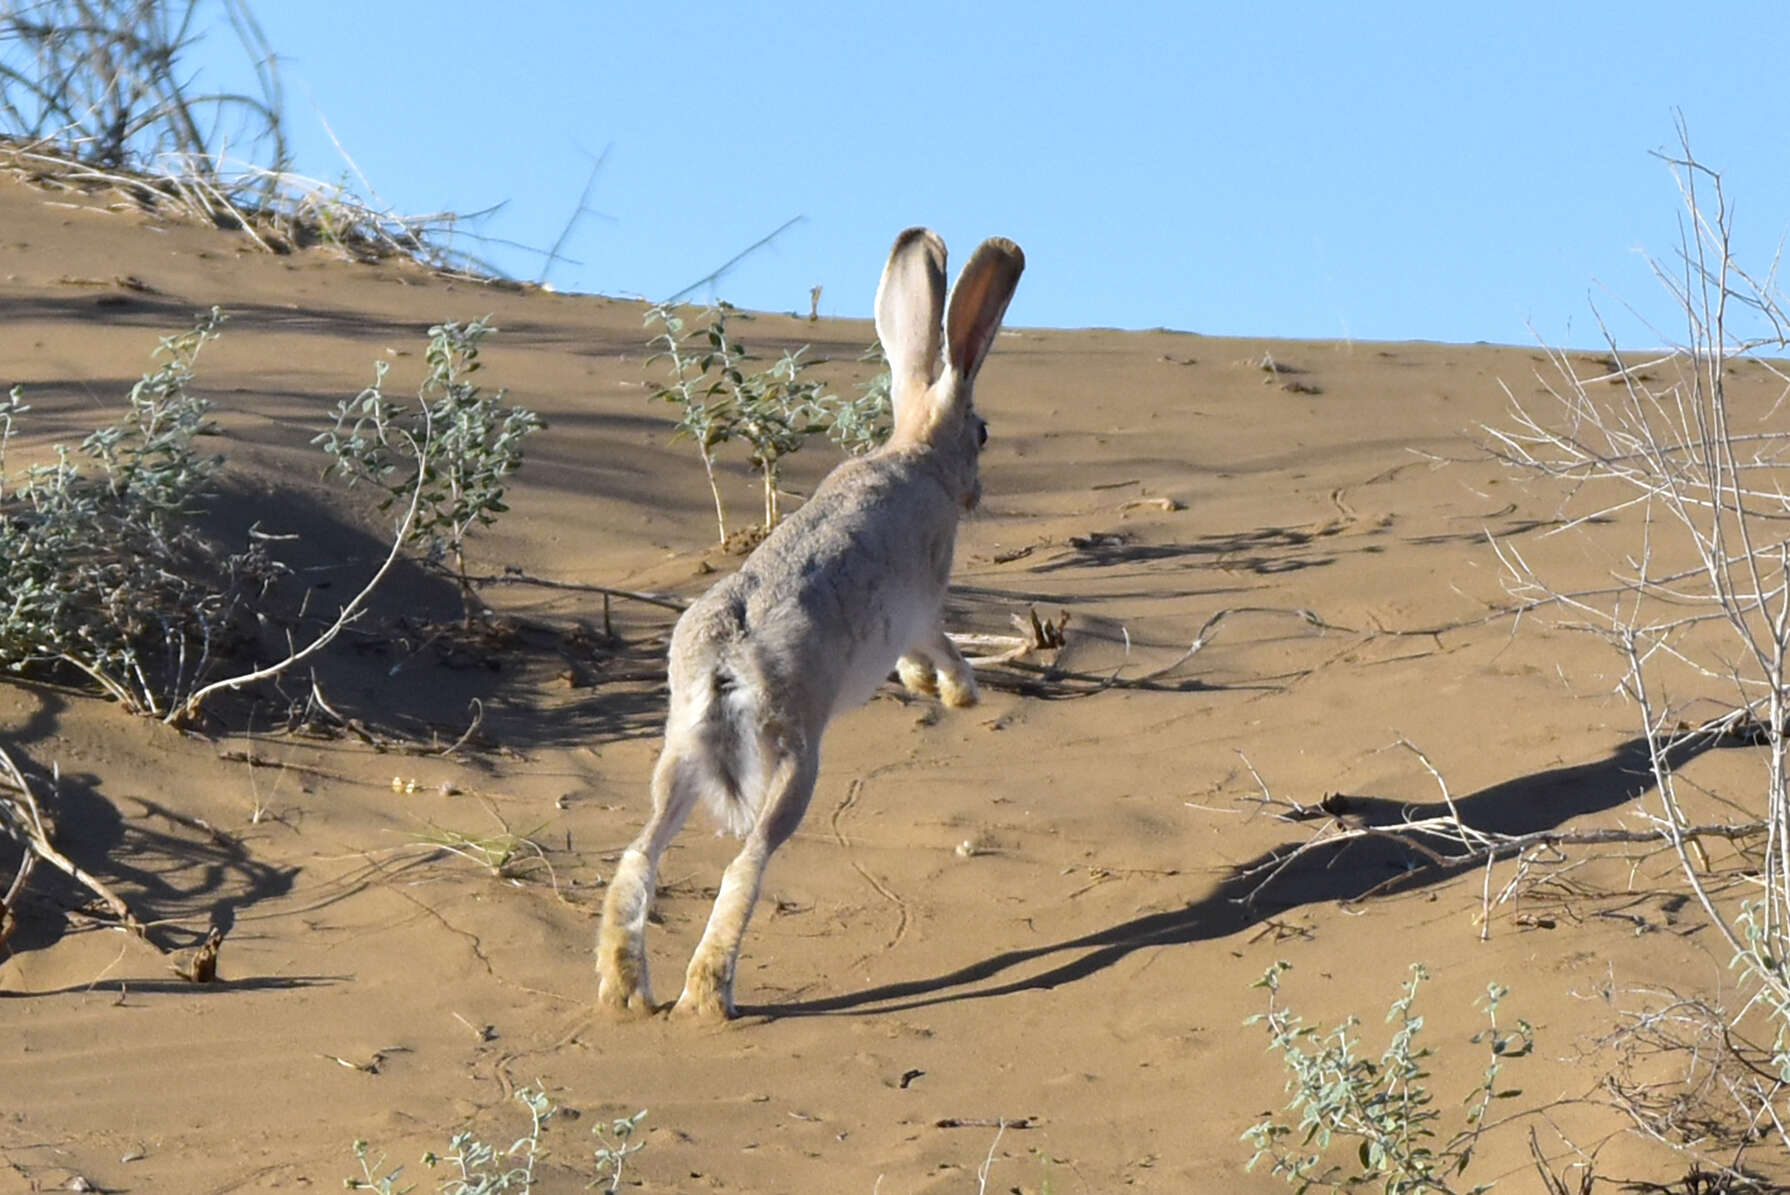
[829,777,911,967]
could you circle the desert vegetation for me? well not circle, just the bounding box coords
[1229,126,1790,1192]
[0,0,506,273]
[318,315,544,622]
[643,302,892,544]
[0,308,539,724]
[4,5,1790,1192]
[1245,961,1531,1194]
[0,296,552,983]
[1483,125,1790,1181]
[346,1088,646,1195]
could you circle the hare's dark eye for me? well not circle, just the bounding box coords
[976,418,989,448]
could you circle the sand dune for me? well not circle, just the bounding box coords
[0,171,1778,1193]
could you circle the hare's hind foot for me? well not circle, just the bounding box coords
[897,654,941,698]
[595,937,658,1018]
[897,651,979,708]
[671,957,737,1022]
[670,985,735,1022]
[937,663,978,708]
[902,631,979,709]
[597,979,660,1018]
[596,846,663,1018]
[596,963,658,1018]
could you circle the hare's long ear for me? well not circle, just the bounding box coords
[944,237,1024,388]
[875,228,947,412]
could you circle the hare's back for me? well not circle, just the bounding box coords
[740,460,959,706]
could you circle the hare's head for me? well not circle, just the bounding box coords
[874,228,1024,511]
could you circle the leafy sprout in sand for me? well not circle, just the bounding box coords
[643,304,893,545]
[317,316,544,623]
[1243,961,1532,1195]
[346,1087,647,1194]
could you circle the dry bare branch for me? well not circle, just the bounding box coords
[165,425,429,727]
[0,743,149,940]
[1489,117,1790,1158]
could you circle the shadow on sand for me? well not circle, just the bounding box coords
[753,733,1733,1018]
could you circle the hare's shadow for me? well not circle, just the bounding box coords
[755,733,1727,1018]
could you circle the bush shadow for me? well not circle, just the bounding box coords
[754,733,1729,1018]
[168,476,672,753]
[4,761,296,960]
[1033,525,1348,577]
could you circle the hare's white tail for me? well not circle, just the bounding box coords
[681,662,770,839]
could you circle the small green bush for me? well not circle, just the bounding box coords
[346,1087,646,1194]
[643,304,892,543]
[316,317,544,622]
[1243,961,1531,1195]
[0,307,270,714]
[827,341,893,458]
[1,310,542,719]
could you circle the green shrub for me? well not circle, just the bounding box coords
[316,317,543,622]
[0,310,541,719]
[346,1087,646,1194]
[826,340,893,458]
[643,305,893,544]
[0,307,268,714]
[1243,961,1531,1195]
[643,304,828,540]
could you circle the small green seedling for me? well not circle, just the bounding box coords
[317,317,544,622]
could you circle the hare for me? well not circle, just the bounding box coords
[596,227,1025,1020]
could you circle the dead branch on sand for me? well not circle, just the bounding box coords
[962,604,1348,696]
[165,425,427,728]
[466,569,692,613]
[0,742,149,944]
[1234,734,1767,938]
[1583,989,1790,1182]
[949,606,1070,668]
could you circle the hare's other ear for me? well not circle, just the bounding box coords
[944,237,1025,386]
[875,227,947,397]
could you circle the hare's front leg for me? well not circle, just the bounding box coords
[673,743,819,1021]
[898,627,979,708]
[597,744,702,1017]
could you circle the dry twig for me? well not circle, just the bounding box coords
[0,743,149,941]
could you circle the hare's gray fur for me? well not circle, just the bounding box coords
[596,227,1024,1020]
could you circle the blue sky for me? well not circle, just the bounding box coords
[189,2,1790,347]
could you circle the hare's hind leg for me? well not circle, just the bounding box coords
[896,652,941,698]
[900,627,978,709]
[673,737,819,1021]
[597,742,704,1016]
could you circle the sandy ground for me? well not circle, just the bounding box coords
[0,172,1782,1194]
